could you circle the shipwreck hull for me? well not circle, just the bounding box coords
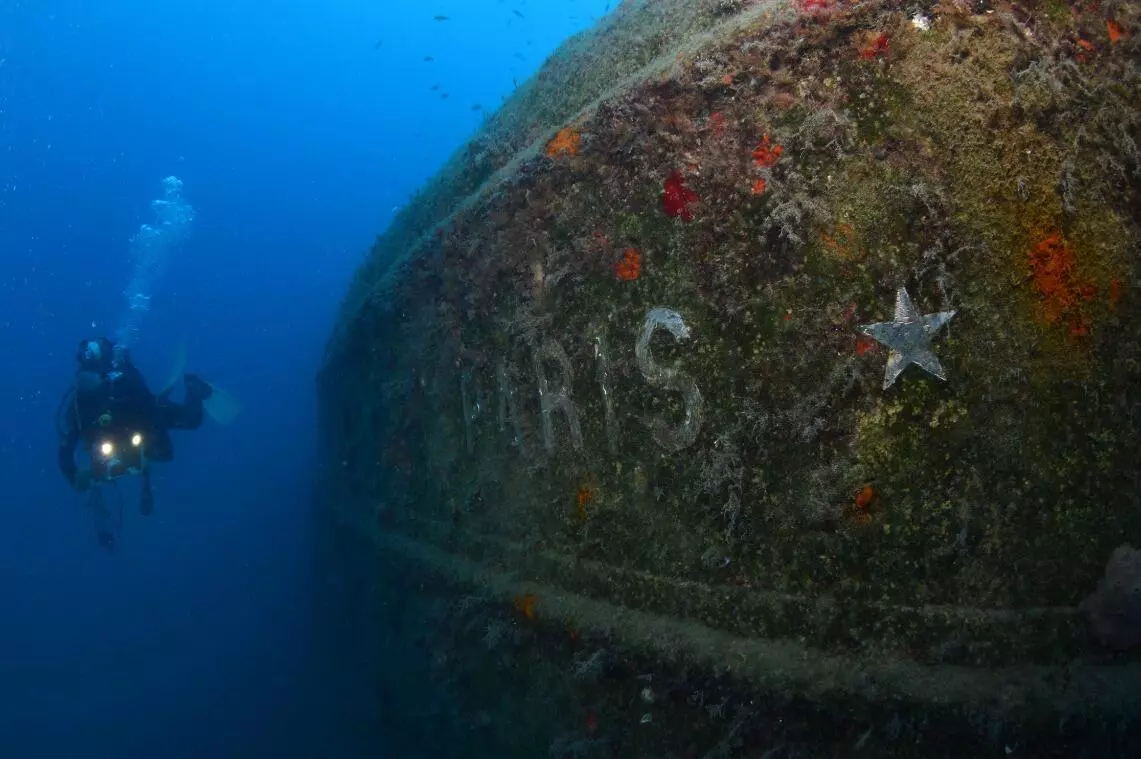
[317,0,1141,755]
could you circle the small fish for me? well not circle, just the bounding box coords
[441,93,450,99]
[471,104,482,111]
[433,15,449,21]
[423,56,434,62]
[512,9,524,17]
[513,52,525,60]
[374,40,383,50]
[430,84,440,91]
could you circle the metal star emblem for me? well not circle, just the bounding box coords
[858,287,955,390]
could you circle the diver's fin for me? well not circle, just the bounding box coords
[202,382,241,425]
[160,343,188,396]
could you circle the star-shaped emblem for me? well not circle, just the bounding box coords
[858,287,955,390]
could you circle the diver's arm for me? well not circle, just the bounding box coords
[58,426,79,487]
[120,365,154,399]
[156,374,209,430]
[116,365,165,432]
[55,385,84,489]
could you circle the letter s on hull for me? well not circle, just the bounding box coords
[635,308,704,452]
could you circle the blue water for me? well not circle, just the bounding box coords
[0,2,609,756]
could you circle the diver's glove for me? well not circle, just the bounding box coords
[184,374,213,403]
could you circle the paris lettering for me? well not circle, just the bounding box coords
[454,307,705,460]
[446,287,953,461]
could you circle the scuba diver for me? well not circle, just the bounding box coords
[56,336,216,550]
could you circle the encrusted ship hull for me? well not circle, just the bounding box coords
[317,0,1141,755]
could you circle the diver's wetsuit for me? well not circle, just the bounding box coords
[57,363,206,489]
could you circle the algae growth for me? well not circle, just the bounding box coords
[317,0,1141,755]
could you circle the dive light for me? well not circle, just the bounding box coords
[93,432,146,481]
[99,432,144,457]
